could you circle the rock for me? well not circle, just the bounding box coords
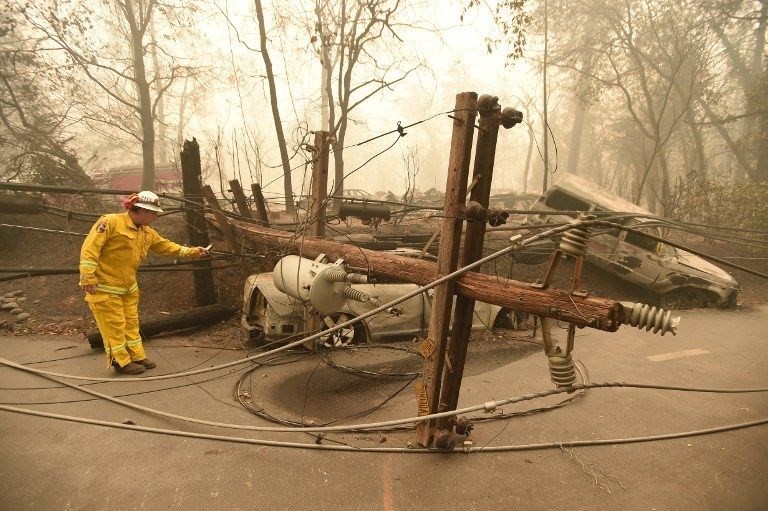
[33,300,40,305]
[10,308,23,315]
[4,292,14,298]
[15,313,31,322]
[2,302,18,310]
[17,297,27,303]
[12,290,24,297]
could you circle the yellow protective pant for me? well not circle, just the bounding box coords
[87,291,146,368]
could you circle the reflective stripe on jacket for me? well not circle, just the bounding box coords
[79,212,194,293]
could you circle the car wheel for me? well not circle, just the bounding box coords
[660,288,709,310]
[320,312,368,347]
[722,291,739,309]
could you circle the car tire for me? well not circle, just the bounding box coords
[660,288,710,310]
[319,312,369,347]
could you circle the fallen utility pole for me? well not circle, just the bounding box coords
[227,217,623,332]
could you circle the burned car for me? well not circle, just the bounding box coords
[241,251,518,345]
[523,173,739,309]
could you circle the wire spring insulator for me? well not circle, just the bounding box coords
[323,268,348,283]
[558,221,591,257]
[548,352,576,388]
[343,286,370,303]
[623,302,680,336]
[345,273,368,284]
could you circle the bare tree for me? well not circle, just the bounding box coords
[543,0,709,211]
[0,4,90,185]
[390,145,420,225]
[253,0,295,211]
[706,0,768,181]
[400,146,420,203]
[22,0,197,190]
[311,0,422,197]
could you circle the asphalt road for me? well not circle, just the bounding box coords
[0,306,767,510]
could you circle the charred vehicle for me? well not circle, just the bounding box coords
[241,250,519,345]
[524,173,739,309]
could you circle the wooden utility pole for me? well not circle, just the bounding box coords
[416,92,478,446]
[438,97,502,429]
[309,131,331,239]
[306,130,331,339]
[180,139,216,306]
[228,179,253,219]
[250,183,271,226]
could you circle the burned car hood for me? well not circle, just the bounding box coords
[672,249,737,286]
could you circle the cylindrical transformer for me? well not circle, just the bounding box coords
[272,255,347,314]
[338,202,391,222]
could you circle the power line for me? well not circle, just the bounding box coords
[0,378,766,451]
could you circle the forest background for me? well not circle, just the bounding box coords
[1,0,767,229]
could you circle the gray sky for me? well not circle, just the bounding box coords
[178,0,547,198]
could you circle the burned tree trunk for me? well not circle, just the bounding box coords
[87,304,237,350]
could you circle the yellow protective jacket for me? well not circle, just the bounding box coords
[79,212,195,297]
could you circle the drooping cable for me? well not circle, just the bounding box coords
[2,355,766,435]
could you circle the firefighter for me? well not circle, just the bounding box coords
[79,191,210,374]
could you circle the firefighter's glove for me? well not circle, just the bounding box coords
[192,246,211,258]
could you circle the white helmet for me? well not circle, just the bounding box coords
[135,190,163,212]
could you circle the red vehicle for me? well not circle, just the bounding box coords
[93,163,182,193]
